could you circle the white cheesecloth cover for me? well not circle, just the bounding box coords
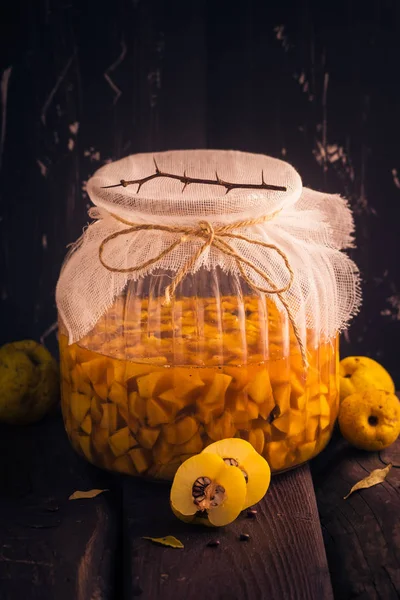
[56,149,361,345]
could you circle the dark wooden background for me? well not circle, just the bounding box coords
[1,0,399,385]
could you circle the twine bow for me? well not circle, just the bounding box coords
[98,212,307,366]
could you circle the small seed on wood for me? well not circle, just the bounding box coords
[207,540,220,547]
[239,533,250,541]
[247,509,257,518]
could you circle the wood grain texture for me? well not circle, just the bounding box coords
[122,465,333,600]
[312,432,400,600]
[0,412,118,600]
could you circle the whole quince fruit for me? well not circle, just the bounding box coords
[0,340,59,425]
[338,389,400,451]
[339,356,395,402]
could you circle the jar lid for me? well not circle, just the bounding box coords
[87,149,302,224]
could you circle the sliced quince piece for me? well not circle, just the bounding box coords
[91,395,103,423]
[137,426,160,449]
[246,369,273,405]
[113,361,154,384]
[272,383,291,413]
[70,364,92,396]
[202,438,270,509]
[296,440,317,463]
[272,410,305,436]
[289,373,305,401]
[109,426,137,457]
[174,431,203,457]
[152,436,175,465]
[147,397,173,426]
[305,415,319,442]
[205,412,236,441]
[223,366,250,391]
[112,454,136,475]
[248,428,265,455]
[263,440,291,471]
[81,357,110,384]
[99,403,118,431]
[196,396,225,425]
[171,368,205,399]
[170,452,246,526]
[74,345,97,364]
[158,389,188,412]
[70,392,91,424]
[163,416,198,445]
[128,391,146,421]
[203,373,232,404]
[80,414,92,435]
[129,447,151,474]
[137,371,168,399]
[91,424,110,454]
[93,382,109,401]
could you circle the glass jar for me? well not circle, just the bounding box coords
[59,268,339,480]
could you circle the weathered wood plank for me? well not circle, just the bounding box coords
[312,432,400,600]
[122,465,333,600]
[0,412,118,600]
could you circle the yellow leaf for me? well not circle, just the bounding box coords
[344,464,392,500]
[69,489,109,500]
[142,535,184,549]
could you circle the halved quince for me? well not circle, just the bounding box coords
[202,438,270,509]
[170,452,246,526]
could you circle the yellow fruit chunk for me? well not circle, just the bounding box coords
[108,381,128,407]
[91,425,110,455]
[128,391,146,421]
[81,414,92,435]
[203,438,270,509]
[153,436,175,464]
[70,392,91,424]
[339,356,395,401]
[171,368,205,399]
[99,403,118,431]
[93,382,109,401]
[163,416,198,445]
[203,373,232,404]
[147,397,173,426]
[248,428,265,454]
[272,383,291,413]
[296,440,317,463]
[109,427,137,456]
[290,373,305,400]
[113,361,153,383]
[137,426,160,449]
[81,357,110,384]
[137,371,168,399]
[113,455,136,475]
[170,452,246,526]
[246,369,273,405]
[206,412,236,441]
[70,364,92,396]
[272,410,305,437]
[74,345,96,364]
[223,366,249,391]
[91,395,103,423]
[305,415,319,442]
[264,440,291,471]
[174,432,203,457]
[129,448,151,474]
[338,389,400,451]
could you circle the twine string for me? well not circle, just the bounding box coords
[98,212,307,366]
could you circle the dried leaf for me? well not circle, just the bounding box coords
[344,464,392,500]
[69,489,109,500]
[143,535,184,549]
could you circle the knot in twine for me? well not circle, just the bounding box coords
[98,212,307,366]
